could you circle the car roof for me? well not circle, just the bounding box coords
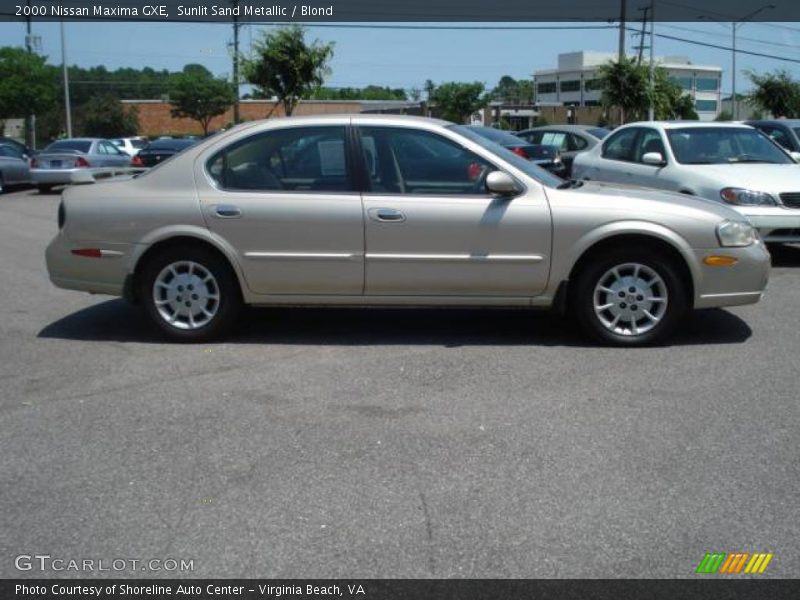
[621,121,754,131]
[520,124,603,133]
[746,119,800,126]
[48,138,104,143]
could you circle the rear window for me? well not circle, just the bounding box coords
[131,139,148,149]
[45,140,92,153]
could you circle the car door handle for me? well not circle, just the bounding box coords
[369,208,406,223]
[213,204,242,218]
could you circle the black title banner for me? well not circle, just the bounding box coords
[3,579,800,600]
[3,0,800,22]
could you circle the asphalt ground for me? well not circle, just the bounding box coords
[1,187,798,578]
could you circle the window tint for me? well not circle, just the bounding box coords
[560,80,580,92]
[634,129,666,163]
[358,127,495,195]
[207,126,351,192]
[45,140,92,153]
[537,82,557,94]
[696,78,719,91]
[601,128,639,162]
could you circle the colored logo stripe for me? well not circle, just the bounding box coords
[697,552,773,574]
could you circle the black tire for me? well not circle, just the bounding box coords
[37,184,53,194]
[0,174,5,194]
[572,248,688,346]
[138,245,242,342]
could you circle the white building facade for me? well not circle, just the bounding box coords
[534,51,722,121]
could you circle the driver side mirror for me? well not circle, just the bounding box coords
[485,171,518,196]
[642,151,666,166]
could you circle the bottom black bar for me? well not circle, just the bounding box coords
[2,579,800,600]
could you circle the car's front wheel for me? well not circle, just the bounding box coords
[572,249,688,346]
[139,246,242,342]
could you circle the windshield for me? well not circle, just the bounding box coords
[450,125,564,188]
[45,140,92,153]
[666,127,793,165]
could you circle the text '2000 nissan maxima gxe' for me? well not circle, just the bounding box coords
[46,115,770,346]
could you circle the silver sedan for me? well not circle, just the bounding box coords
[46,115,770,345]
[31,138,131,192]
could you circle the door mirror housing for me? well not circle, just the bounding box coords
[485,171,518,195]
[642,152,666,166]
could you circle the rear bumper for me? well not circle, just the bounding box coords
[693,242,770,309]
[31,168,80,185]
[45,230,137,297]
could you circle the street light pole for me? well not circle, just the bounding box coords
[647,0,655,121]
[60,21,72,138]
[699,4,774,121]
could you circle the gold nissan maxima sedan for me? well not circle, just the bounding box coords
[46,115,770,345]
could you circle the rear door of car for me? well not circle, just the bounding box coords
[196,120,365,296]
[0,145,28,183]
[355,124,551,297]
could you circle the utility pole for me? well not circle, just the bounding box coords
[647,0,655,121]
[633,5,651,65]
[231,0,241,123]
[617,0,626,62]
[60,21,72,137]
[24,0,36,149]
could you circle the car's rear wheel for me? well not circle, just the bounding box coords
[37,184,53,194]
[572,249,688,346]
[139,246,242,342]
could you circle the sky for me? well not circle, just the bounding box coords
[1,20,799,96]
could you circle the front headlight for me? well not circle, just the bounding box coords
[720,188,777,206]
[717,220,757,247]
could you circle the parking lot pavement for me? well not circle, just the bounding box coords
[0,187,798,578]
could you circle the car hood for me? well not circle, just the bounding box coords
[568,180,746,222]
[684,163,800,192]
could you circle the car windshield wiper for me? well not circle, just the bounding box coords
[557,179,584,189]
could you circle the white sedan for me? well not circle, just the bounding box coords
[572,121,800,244]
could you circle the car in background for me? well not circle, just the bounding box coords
[132,138,199,168]
[31,138,132,193]
[517,125,610,176]
[0,143,33,193]
[46,115,769,346]
[110,136,149,157]
[465,125,565,176]
[0,136,33,157]
[745,119,800,161]
[572,121,800,244]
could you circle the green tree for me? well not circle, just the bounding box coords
[428,81,488,124]
[653,68,698,120]
[491,76,534,104]
[243,25,334,117]
[714,110,734,122]
[0,47,57,141]
[597,57,649,124]
[169,68,235,135]
[746,70,800,118]
[78,94,139,137]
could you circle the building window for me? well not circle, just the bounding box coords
[584,100,602,107]
[537,82,557,95]
[560,80,580,93]
[695,99,718,112]
[584,78,603,91]
[695,78,719,91]
[670,76,693,90]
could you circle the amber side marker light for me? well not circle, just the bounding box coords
[703,255,739,266]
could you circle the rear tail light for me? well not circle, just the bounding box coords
[75,156,90,168]
[30,157,38,168]
[131,155,144,167]
[512,147,529,159]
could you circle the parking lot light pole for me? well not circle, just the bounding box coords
[699,4,775,121]
[60,20,72,138]
[647,0,655,121]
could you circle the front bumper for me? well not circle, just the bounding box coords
[734,208,800,242]
[45,230,137,296]
[693,241,770,309]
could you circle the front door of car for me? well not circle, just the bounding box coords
[197,124,364,296]
[356,125,551,297]
[623,128,674,190]
[0,145,27,183]
[590,127,642,184]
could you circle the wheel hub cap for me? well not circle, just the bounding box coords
[593,263,668,337]
[153,261,220,330]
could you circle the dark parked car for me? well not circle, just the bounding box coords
[516,125,610,177]
[465,126,565,176]
[132,138,199,167]
[745,120,800,161]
